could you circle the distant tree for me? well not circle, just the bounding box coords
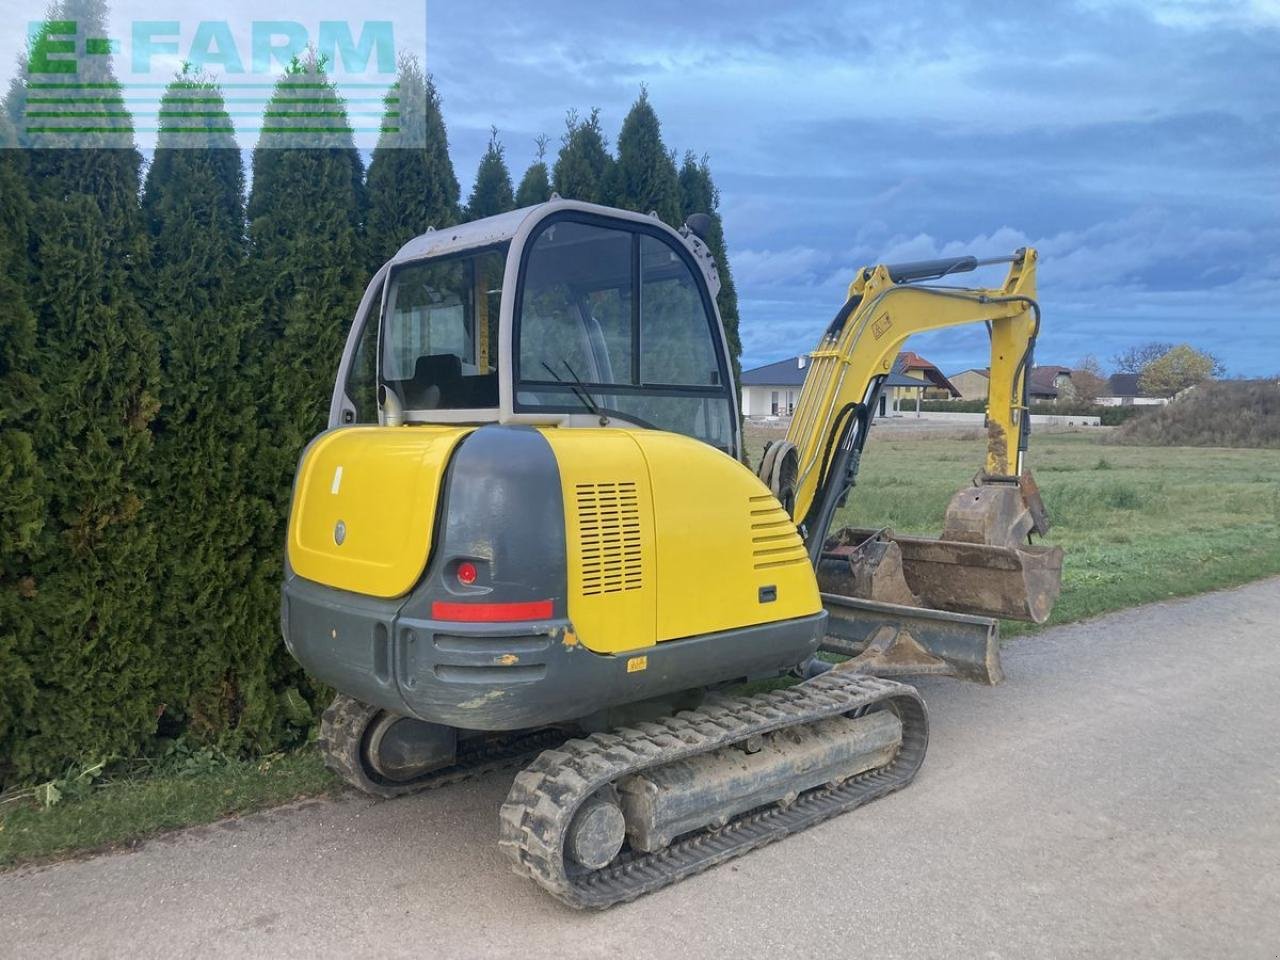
[1072,355,1107,405]
[1138,344,1225,398]
[552,108,613,204]
[465,126,515,220]
[365,56,459,267]
[141,69,280,747]
[1113,341,1173,374]
[611,87,682,225]
[515,134,553,207]
[679,152,742,381]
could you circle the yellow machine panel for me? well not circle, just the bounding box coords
[288,426,471,598]
[542,428,821,654]
[632,432,821,641]
[539,428,657,654]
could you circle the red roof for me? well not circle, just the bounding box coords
[897,351,960,396]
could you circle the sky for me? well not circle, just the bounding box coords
[3,0,1277,376]
[424,0,1280,377]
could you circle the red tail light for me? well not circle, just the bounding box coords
[431,599,553,622]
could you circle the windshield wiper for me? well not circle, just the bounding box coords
[541,360,608,425]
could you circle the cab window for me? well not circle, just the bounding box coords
[640,234,720,387]
[515,217,734,452]
[381,245,506,410]
[518,222,632,385]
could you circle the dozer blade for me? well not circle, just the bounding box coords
[821,525,1063,624]
[820,592,1003,685]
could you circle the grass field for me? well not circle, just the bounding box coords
[0,750,334,868]
[4,426,1278,868]
[818,427,1280,633]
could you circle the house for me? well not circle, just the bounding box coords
[739,355,809,417]
[740,351,958,419]
[950,368,990,401]
[1028,365,1074,402]
[1096,373,1170,407]
[893,351,961,403]
[948,365,1075,402]
[881,356,943,417]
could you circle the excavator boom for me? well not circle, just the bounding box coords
[757,248,1062,630]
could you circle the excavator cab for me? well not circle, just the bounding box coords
[330,202,739,456]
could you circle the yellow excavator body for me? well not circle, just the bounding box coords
[289,424,821,655]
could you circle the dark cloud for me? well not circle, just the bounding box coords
[14,0,1255,375]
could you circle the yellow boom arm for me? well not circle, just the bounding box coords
[759,248,1040,545]
[756,246,1062,627]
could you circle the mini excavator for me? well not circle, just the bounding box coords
[281,199,1062,908]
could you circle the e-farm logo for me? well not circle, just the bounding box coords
[18,15,414,148]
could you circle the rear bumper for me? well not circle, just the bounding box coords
[282,573,826,730]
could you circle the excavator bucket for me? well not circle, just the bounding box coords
[820,529,1063,624]
[820,474,1063,624]
[813,474,1063,685]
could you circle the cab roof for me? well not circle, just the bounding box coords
[388,197,723,297]
[390,198,683,263]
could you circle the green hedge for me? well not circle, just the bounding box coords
[0,25,741,787]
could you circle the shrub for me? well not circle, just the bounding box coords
[1113,380,1280,448]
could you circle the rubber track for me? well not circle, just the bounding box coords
[498,672,928,909]
[318,694,566,799]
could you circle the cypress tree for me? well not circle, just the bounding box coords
[465,126,515,220]
[679,152,742,381]
[365,56,459,268]
[246,54,366,720]
[5,0,164,782]
[612,88,682,225]
[247,51,365,427]
[141,71,279,749]
[515,134,552,207]
[552,108,613,204]
[0,123,42,784]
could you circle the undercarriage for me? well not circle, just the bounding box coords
[321,669,925,909]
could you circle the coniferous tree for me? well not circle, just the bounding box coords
[247,52,366,440]
[365,56,459,268]
[515,134,552,207]
[465,126,515,220]
[552,108,613,204]
[612,88,682,225]
[4,0,164,782]
[0,122,42,782]
[141,70,280,748]
[246,54,367,721]
[680,152,742,381]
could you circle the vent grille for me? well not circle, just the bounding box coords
[749,494,808,570]
[576,481,643,596]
